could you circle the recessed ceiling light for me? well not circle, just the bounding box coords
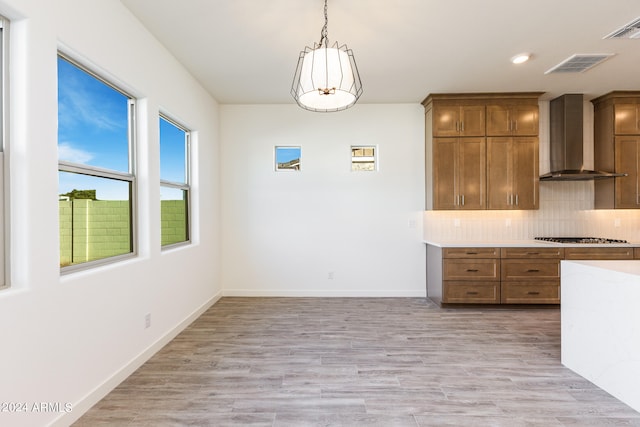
[511,53,531,64]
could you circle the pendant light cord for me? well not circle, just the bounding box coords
[319,0,329,47]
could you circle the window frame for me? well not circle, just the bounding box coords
[159,113,191,249]
[0,17,8,289]
[351,145,377,172]
[57,53,137,273]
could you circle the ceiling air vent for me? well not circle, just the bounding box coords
[604,16,640,39]
[544,54,614,74]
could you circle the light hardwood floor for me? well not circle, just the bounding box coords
[75,297,640,426]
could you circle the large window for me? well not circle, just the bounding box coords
[58,54,136,271]
[159,115,190,247]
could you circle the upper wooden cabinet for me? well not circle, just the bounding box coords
[433,137,486,209]
[423,93,542,211]
[592,91,640,209]
[614,104,640,135]
[433,104,485,137]
[487,137,539,210]
[486,103,539,136]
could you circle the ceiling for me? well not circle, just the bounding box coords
[120,0,640,105]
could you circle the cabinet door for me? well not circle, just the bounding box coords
[501,281,559,304]
[486,105,512,136]
[458,138,486,209]
[512,137,538,209]
[487,104,538,136]
[487,138,512,209]
[511,104,539,135]
[433,105,461,137]
[487,137,538,209]
[565,247,634,260]
[614,104,640,135]
[443,281,500,304]
[433,138,485,210]
[614,136,640,208]
[433,138,458,209]
[459,105,485,136]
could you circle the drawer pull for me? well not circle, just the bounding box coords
[466,252,478,255]
[526,252,539,255]
[466,291,479,295]
[526,269,540,272]
[466,269,479,272]
[527,291,540,295]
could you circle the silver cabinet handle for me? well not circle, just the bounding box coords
[461,194,465,206]
[515,194,519,206]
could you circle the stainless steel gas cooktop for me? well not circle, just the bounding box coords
[534,237,628,244]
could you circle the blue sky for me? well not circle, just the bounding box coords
[58,56,187,200]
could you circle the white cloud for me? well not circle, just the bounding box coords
[58,142,94,164]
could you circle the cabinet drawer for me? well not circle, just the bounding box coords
[443,281,500,304]
[501,281,559,304]
[501,259,560,280]
[564,247,633,260]
[443,247,500,258]
[635,248,640,259]
[500,247,563,258]
[443,259,500,281]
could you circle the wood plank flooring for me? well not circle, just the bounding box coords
[74,297,640,426]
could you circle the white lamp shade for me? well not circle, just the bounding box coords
[292,43,362,112]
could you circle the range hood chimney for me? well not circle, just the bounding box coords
[539,94,625,181]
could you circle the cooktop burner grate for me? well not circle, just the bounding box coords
[534,237,628,244]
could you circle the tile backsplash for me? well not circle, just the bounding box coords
[423,181,640,242]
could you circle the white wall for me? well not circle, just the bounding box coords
[221,104,426,297]
[0,1,221,426]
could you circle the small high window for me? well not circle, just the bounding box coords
[351,146,377,171]
[275,146,301,171]
[160,115,190,247]
[58,54,136,271]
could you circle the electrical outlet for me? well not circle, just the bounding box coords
[328,271,334,280]
[145,313,151,329]
[454,219,461,227]
[505,218,512,227]
[408,219,416,229]
[614,218,621,228]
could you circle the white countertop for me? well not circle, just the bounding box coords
[424,240,639,248]
[562,259,640,276]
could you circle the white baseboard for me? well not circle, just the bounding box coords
[53,291,222,427]
[222,289,426,298]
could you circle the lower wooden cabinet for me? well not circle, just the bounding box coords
[500,248,562,304]
[565,247,633,259]
[427,244,639,306]
[443,281,500,304]
[501,281,560,304]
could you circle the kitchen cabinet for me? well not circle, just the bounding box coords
[614,136,640,208]
[500,248,562,304]
[432,104,485,137]
[565,247,634,260]
[486,103,539,136]
[614,104,640,135]
[592,91,640,209]
[423,93,542,211]
[426,244,640,306]
[487,137,539,209]
[433,137,486,209]
[441,248,500,304]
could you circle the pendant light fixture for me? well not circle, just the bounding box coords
[291,0,363,112]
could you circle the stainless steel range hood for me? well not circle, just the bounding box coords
[539,94,626,181]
